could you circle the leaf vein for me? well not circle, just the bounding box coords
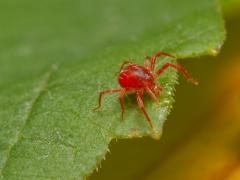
[0,65,58,177]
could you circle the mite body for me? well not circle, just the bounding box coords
[119,65,155,88]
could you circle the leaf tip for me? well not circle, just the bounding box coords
[210,44,223,56]
[150,130,161,140]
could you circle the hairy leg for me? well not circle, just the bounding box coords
[151,51,176,71]
[119,89,127,120]
[144,56,151,69]
[156,63,198,85]
[93,89,122,111]
[118,61,132,73]
[136,91,153,128]
[145,87,160,104]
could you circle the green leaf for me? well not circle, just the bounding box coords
[0,0,225,179]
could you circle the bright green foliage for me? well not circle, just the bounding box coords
[0,0,225,179]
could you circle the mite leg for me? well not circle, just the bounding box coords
[156,63,198,85]
[144,56,151,69]
[118,61,132,74]
[145,87,160,104]
[93,89,122,111]
[118,89,127,120]
[151,52,176,71]
[136,91,153,128]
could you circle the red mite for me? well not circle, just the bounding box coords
[93,52,198,128]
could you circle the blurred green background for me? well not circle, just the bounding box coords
[92,10,240,180]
